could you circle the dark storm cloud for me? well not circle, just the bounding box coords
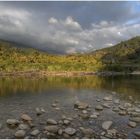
[0,1,140,54]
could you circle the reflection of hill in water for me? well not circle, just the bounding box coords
[0,76,140,99]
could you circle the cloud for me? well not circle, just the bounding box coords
[0,2,140,54]
[48,17,58,24]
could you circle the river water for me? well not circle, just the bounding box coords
[0,75,140,138]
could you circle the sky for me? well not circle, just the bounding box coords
[0,1,140,54]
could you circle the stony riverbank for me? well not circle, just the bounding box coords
[1,93,140,139]
[0,70,131,77]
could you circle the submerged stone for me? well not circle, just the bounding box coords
[44,125,59,133]
[74,101,89,109]
[30,129,40,136]
[21,114,32,121]
[102,121,113,130]
[47,119,57,125]
[15,130,26,138]
[128,121,137,128]
[6,119,19,126]
[64,127,76,135]
[95,105,103,111]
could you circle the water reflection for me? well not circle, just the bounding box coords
[0,75,140,100]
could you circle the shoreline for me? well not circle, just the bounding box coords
[0,70,137,77]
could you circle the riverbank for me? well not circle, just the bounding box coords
[0,70,133,77]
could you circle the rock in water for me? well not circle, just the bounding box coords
[63,120,70,125]
[64,127,76,135]
[30,129,40,136]
[114,99,120,104]
[15,130,26,138]
[102,121,113,130]
[102,103,111,108]
[21,114,32,121]
[58,129,63,135]
[130,117,140,123]
[95,105,103,111]
[119,111,127,116]
[103,96,112,101]
[80,127,93,137]
[134,131,140,138]
[74,101,89,109]
[44,125,59,133]
[6,119,19,126]
[47,119,57,125]
[128,121,137,128]
[82,110,88,114]
[90,114,97,119]
[19,124,29,130]
[35,108,42,115]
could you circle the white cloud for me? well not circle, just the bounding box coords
[64,16,81,30]
[0,8,140,54]
[48,17,58,24]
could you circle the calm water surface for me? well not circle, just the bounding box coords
[0,75,140,138]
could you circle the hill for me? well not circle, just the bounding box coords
[92,36,140,72]
[0,36,140,74]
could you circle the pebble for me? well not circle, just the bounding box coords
[55,107,60,110]
[103,96,112,101]
[124,103,132,108]
[130,117,140,123]
[30,129,40,136]
[90,114,97,119]
[102,103,111,108]
[15,130,26,138]
[74,101,89,109]
[6,119,19,126]
[135,108,140,113]
[112,107,119,112]
[128,121,137,128]
[129,96,133,100]
[96,99,101,102]
[35,108,42,115]
[64,127,76,135]
[44,125,59,133]
[134,131,140,138]
[80,127,93,137]
[95,105,103,111]
[119,105,126,110]
[62,115,66,120]
[112,92,116,95]
[82,110,88,114]
[58,120,63,125]
[63,120,70,125]
[40,108,46,113]
[102,121,113,130]
[130,112,140,117]
[119,111,127,116]
[58,129,63,135]
[21,114,32,121]
[106,129,117,138]
[52,103,57,107]
[19,124,29,130]
[79,113,90,119]
[47,119,57,125]
[93,112,100,116]
[114,99,120,104]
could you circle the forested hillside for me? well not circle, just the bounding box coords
[0,36,140,73]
